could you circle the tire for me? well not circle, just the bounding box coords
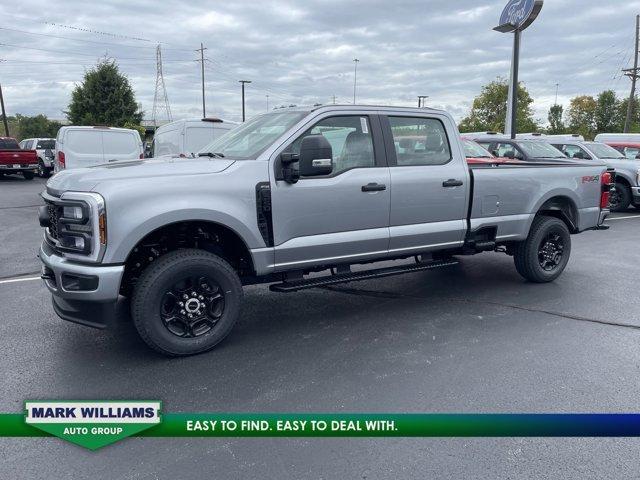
[609,182,632,212]
[131,249,243,356]
[22,171,34,180]
[513,216,571,283]
[37,160,51,178]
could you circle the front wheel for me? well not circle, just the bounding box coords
[609,182,631,212]
[513,216,571,283]
[131,249,243,356]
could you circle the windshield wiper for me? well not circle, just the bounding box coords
[198,152,225,158]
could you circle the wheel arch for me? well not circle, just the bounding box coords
[534,195,579,234]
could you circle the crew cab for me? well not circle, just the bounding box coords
[0,137,37,180]
[39,106,612,356]
[550,140,640,211]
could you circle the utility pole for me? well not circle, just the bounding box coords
[239,80,251,122]
[624,15,640,133]
[196,43,207,118]
[417,95,428,107]
[554,83,559,105]
[353,58,359,104]
[0,83,8,136]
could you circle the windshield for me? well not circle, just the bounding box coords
[463,139,493,158]
[518,141,567,158]
[36,139,55,149]
[197,111,307,159]
[584,142,627,159]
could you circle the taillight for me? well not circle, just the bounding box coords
[57,151,65,168]
[601,171,612,209]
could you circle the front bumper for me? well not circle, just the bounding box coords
[632,186,640,204]
[39,241,124,328]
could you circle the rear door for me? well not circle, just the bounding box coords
[381,114,469,254]
[64,129,105,168]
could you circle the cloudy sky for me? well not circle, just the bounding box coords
[1,0,639,125]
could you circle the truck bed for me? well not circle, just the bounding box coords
[468,161,607,241]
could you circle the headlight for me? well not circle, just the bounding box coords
[46,191,106,262]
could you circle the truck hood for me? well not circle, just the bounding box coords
[47,156,236,194]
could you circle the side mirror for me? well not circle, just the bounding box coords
[299,135,333,177]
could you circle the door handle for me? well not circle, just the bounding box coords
[442,179,463,188]
[361,183,387,192]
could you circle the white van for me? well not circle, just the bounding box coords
[151,118,237,157]
[55,126,143,172]
[594,133,640,143]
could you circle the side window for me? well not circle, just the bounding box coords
[562,144,589,159]
[494,142,522,159]
[388,116,451,166]
[289,116,375,176]
[624,147,640,159]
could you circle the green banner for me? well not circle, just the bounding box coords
[3,411,640,449]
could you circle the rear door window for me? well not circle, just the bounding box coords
[67,130,103,154]
[185,127,214,154]
[388,116,451,166]
[0,138,20,149]
[104,131,139,156]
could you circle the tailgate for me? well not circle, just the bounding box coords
[0,150,37,165]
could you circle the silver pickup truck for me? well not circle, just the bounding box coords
[38,105,613,356]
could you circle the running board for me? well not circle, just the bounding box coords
[269,259,459,293]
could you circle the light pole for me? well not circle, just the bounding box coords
[239,80,251,122]
[554,83,559,105]
[353,58,359,104]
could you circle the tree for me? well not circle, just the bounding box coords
[594,90,622,133]
[567,95,597,139]
[547,104,565,135]
[459,78,540,133]
[14,114,63,140]
[619,97,640,133]
[67,59,143,127]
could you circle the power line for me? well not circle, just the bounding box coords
[0,26,192,52]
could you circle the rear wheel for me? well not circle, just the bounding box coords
[609,182,631,212]
[131,249,243,356]
[22,171,34,180]
[37,160,50,178]
[514,216,571,283]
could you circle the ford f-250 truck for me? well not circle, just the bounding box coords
[38,106,613,356]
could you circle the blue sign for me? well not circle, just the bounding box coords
[496,0,543,32]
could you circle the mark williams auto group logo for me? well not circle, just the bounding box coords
[25,401,161,450]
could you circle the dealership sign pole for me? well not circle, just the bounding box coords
[494,0,544,139]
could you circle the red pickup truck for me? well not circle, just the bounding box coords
[0,137,38,180]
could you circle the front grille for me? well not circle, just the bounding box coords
[46,202,60,240]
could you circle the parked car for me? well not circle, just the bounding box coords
[151,118,237,157]
[19,138,56,177]
[39,105,612,356]
[517,133,585,142]
[602,142,640,160]
[54,126,143,172]
[550,140,640,211]
[472,137,576,163]
[0,137,38,180]
[594,133,640,144]
[461,138,519,165]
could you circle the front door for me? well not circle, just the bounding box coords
[382,114,469,254]
[271,114,390,270]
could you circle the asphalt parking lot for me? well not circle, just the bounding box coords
[1,174,640,479]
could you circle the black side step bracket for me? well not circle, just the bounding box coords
[269,259,459,293]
